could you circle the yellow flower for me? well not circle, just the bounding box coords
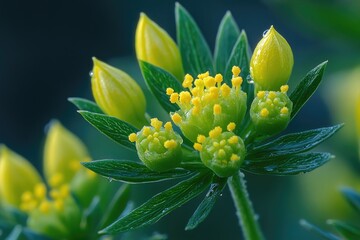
[43,120,89,186]
[0,145,42,207]
[91,58,147,128]
[250,26,294,92]
[136,13,184,81]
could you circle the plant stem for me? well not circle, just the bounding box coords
[228,171,265,240]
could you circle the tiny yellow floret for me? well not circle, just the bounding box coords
[232,77,243,88]
[257,91,266,98]
[227,122,236,131]
[232,66,241,77]
[280,107,289,114]
[228,136,239,144]
[164,122,173,131]
[260,108,270,117]
[182,74,194,88]
[143,127,151,136]
[197,134,206,143]
[220,83,231,97]
[209,126,222,138]
[280,85,289,93]
[213,104,222,115]
[171,113,182,124]
[230,154,240,161]
[179,91,191,104]
[193,143,203,151]
[150,118,163,131]
[166,88,174,95]
[170,92,179,103]
[164,140,177,149]
[128,133,138,142]
[268,91,276,100]
[215,74,223,84]
[198,71,209,79]
[204,77,216,88]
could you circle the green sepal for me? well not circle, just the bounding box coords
[99,172,213,234]
[247,124,343,160]
[139,61,183,113]
[68,97,103,114]
[176,3,214,76]
[185,176,226,230]
[290,61,328,120]
[242,152,332,175]
[78,111,138,151]
[82,159,193,184]
[214,11,240,74]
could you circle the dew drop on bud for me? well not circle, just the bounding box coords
[263,29,269,37]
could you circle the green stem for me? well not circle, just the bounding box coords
[228,171,265,240]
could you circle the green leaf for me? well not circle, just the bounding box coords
[327,219,360,239]
[185,176,226,230]
[78,111,138,151]
[290,61,328,119]
[214,11,240,74]
[341,188,360,214]
[68,97,103,114]
[139,61,183,113]
[242,152,332,175]
[247,124,343,160]
[82,159,193,184]
[224,31,252,99]
[176,3,214,76]
[5,225,22,240]
[99,172,213,234]
[300,219,341,240]
[100,184,131,228]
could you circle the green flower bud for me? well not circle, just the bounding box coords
[194,124,246,178]
[250,26,294,92]
[44,120,90,186]
[136,13,184,81]
[129,118,183,172]
[0,146,42,208]
[91,58,147,128]
[169,67,247,142]
[250,85,293,135]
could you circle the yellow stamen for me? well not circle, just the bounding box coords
[128,133,137,142]
[213,142,219,148]
[194,79,204,87]
[198,71,209,79]
[204,77,216,88]
[166,87,174,95]
[209,126,222,138]
[182,74,194,88]
[218,149,226,158]
[193,143,202,151]
[213,104,222,115]
[191,97,201,106]
[260,108,270,117]
[170,92,179,103]
[215,74,223,84]
[34,183,47,200]
[171,113,182,124]
[143,127,151,136]
[220,139,226,147]
[197,134,206,143]
[192,106,201,115]
[179,91,191,104]
[268,91,276,99]
[232,77,243,88]
[232,66,241,77]
[164,140,177,149]
[257,91,265,98]
[228,136,239,144]
[280,107,289,114]
[227,122,236,131]
[280,85,289,93]
[150,118,163,131]
[164,122,173,131]
[220,83,231,97]
[209,87,219,99]
[230,154,240,161]
[191,87,200,96]
[39,200,51,214]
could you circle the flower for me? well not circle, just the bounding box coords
[136,13,184,81]
[91,57,147,128]
[250,25,294,92]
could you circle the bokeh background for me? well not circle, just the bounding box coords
[1,0,360,239]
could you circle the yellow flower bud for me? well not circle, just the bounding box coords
[44,121,89,185]
[91,58,147,128]
[136,13,184,81]
[250,26,294,92]
[0,145,42,208]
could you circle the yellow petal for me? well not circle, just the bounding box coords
[136,13,184,81]
[0,145,42,208]
[91,58,147,128]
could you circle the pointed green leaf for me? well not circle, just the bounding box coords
[185,176,226,230]
[176,3,214,76]
[139,61,183,113]
[290,61,328,119]
[68,97,103,114]
[99,172,213,234]
[341,188,360,214]
[247,124,343,160]
[78,111,138,151]
[327,219,360,239]
[242,152,332,175]
[214,11,240,74]
[82,159,193,184]
[300,219,341,240]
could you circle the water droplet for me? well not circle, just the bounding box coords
[89,71,93,77]
[264,165,276,172]
[162,208,169,213]
[246,75,254,84]
[206,189,214,197]
[263,29,269,37]
[220,193,223,197]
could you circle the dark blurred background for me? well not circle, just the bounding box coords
[1,0,360,239]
